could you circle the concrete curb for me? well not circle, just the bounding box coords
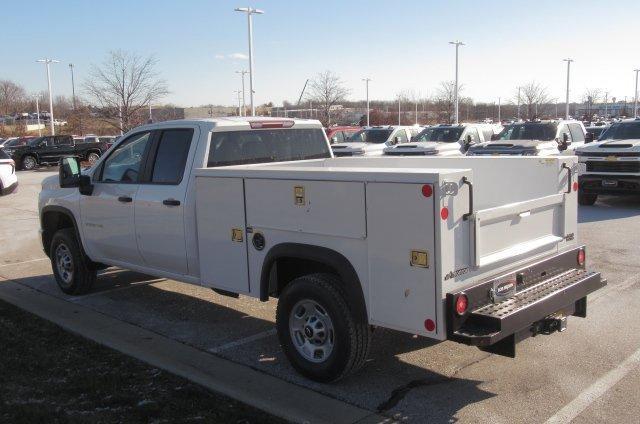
[0,280,388,424]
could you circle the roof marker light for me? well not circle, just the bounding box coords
[250,120,295,129]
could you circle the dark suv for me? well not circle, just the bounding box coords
[5,135,109,170]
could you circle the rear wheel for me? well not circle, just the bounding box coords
[21,155,37,170]
[49,228,96,295]
[87,152,100,164]
[276,273,370,382]
[578,192,597,206]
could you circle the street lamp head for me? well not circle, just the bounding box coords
[234,7,264,14]
[449,40,465,46]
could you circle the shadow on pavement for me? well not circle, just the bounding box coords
[579,195,640,223]
[8,269,494,422]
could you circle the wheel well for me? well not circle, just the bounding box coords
[41,210,76,257]
[260,243,368,319]
[86,149,101,156]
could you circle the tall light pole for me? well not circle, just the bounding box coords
[235,70,248,116]
[36,58,59,135]
[362,78,371,126]
[397,95,401,126]
[34,95,42,137]
[634,69,639,118]
[604,91,609,118]
[563,58,573,120]
[517,87,521,120]
[68,63,76,110]
[234,90,242,116]
[234,7,264,117]
[449,40,465,124]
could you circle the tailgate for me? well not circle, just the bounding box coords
[470,193,566,267]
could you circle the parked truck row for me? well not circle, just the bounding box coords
[39,117,606,382]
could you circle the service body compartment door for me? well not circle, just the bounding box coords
[195,177,249,293]
[366,183,437,336]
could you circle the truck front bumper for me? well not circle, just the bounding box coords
[447,247,606,357]
[579,174,640,195]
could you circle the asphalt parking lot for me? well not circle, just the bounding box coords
[2,169,640,423]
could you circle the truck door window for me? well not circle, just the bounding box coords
[149,129,194,184]
[568,123,585,143]
[100,132,152,183]
[208,128,330,167]
[55,136,72,146]
[394,130,408,143]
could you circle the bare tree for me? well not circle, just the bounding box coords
[0,80,27,116]
[516,82,549,119]
[307,71,349,126]
[84,50,168,132]
[434,81,463,123]
[581,88,602,120]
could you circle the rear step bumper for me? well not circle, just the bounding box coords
[447,249,606,357]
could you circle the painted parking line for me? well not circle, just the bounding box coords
[208,329,277,354]
[0,258,48,268]
[545,346,640,424]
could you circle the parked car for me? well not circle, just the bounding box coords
[575,118,640,205]
[467,120,587,156]
[98,136,119,150]
[325,126,361,144]
[331,126,418,156]
[5,135,109,170]
[384,123,500,156]
[40,117,604,382]
[0,148,18,195]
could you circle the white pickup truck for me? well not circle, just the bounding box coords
[40,117,605,382]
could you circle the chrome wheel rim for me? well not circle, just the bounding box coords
[289,299,334,363]
[88,153,99,164]
[55,244,74,286]
[23,157,35,169]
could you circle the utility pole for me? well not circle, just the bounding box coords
[604,92,609,119]
[34,95,42,136]
[563,58,574,120]
[36,58,59,135]
[148,103,153,123]
[362,78,371,126]
[235,70,248,116]
[634,69,639,118]
[397,95,401,126]
[449,40,465,124]
[68,63,76,110]
[498,97,501,122]
[517,87,521,120]
[414,98,418,125]
[235,7,264,116]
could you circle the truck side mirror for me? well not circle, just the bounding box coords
[557,133,569,151]
[330,136,338,143]
[585,132,594,143]
[394,136,402,144]
[59,156,81,188]
[465,134,473,145]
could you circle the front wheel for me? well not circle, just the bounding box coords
[276,273,370,382]
[49,228,96,295]
[21,155,37,170]
[578,192,598,206]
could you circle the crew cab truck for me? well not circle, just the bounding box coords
[40,117,605,382]
[331,125,419,156]
[467,120,590,156]
[383,123,499,156]
[6,134,109,170]
[575,118,640,205]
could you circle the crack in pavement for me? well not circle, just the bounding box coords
[376,353,491,412]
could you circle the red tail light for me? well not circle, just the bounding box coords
[250,120,295,129]
[455,294,468,315]
[577,249,585,266]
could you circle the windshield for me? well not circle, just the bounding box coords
[497,123,558,141]
[599,122,640,140]
[4,139,22,147]
[414,127,464,143]
[347,129,393,144]
[207,128,331,167]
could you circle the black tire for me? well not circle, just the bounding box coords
[276,273,370,382]
[21,155,37,170]
[578,192,597,206]
[49,228,96,295]
[87,152,100,164]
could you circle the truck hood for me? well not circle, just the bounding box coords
[576,138,640,154]
[41,174,60,190]
[384,141,458,155]
[468,139,556,155]
[331,142,386,154]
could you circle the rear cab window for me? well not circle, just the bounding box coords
[207,128,330,167]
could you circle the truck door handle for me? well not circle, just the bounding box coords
[162,199,181,206]
[561,163,572,194]
[462,176,474,221]
[117,196,132,203]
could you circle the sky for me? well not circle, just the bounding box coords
[2,0,639,107]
